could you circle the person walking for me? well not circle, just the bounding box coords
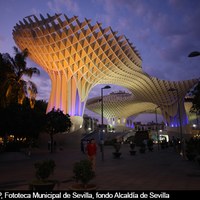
[86,139,97,171]
[80,139,85,154]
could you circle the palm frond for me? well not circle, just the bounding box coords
[23,67,40,78]
[28,81,38,94]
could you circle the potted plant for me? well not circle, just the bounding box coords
[129,141,136,155]
[113,140,122,158]
[30,159,57,190]
[70,159,96,190]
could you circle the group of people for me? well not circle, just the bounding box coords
[81,138,97,171]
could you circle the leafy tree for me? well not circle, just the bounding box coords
[0,99,47,151]
[34,99,48,114]
[21,98,47,141]
[190,81,200,115]
[45,108,72,153]
[0,103,24,139]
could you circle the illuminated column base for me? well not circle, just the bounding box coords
[114,125,128,132]
[108,117,127,126]
[163,100,188,127]
[70,116,84,132]
[108,117,129,132]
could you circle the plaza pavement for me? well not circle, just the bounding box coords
[0,142,200,191]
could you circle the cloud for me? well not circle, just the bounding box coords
[32,72,51,101]
[0,35,5,42]
[3,0,199,105]
[26,59,51,101]
[30,8,41,16]
[47,0,79,13]
[87,0,199,83]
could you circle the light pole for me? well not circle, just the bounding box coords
[155,106,160,150]
[168,88,183,155]
[100,85,111,161]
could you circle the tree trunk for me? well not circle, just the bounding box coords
[50,133,54,153]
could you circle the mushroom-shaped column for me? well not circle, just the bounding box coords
[12,13,142,130]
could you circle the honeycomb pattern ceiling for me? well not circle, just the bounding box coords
[13,13,199,120]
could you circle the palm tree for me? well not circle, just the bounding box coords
[1,46,40,107]
[0,53,13,107]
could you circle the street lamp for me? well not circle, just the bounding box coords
[188,51,200,57]
[168,88,183,155]
[101,85,111,125]
[100,85,111,161]
[188,51,200,130]
[155,106,160,150]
